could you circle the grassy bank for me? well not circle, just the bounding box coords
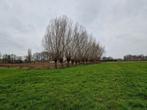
[0,62,147,110]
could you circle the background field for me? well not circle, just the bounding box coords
[0,62,147,110]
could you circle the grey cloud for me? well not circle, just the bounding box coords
[0,32,25,55]
[0,0,147,58]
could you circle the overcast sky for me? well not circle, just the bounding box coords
[0,0,147,58]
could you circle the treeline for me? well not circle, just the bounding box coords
[0,54,23,64]
[42,16,104,68]
[0,16,104,68]
[124,55,147,61]
[0,50,48,64]
[0,50,32,64]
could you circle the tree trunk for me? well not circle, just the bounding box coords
[75,60,77,65]
[60,62,64,68]
[67,60,70,67]
[55,60,57,69]
[71,60,74,65]
[59,58,63,68]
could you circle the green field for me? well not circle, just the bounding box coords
[0,62,147,110]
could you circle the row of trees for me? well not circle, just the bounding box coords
[0,16,104,68]
[42,16,104,68]
[0,50,51,64]
[33,51,49,62]
[0,53,23,64]
[0,49,32,64]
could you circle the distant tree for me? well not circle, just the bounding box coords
[0,52,2,63]
[10,54,16,63]
[15,56,23,63]
[2,54,10,63]
[27,49,32,63]
[41,51,49,62]
[33,51,49,62]
[33,52,40,62]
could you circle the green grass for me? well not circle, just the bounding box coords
[0,62,147,110]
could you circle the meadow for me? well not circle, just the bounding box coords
[0,62,147,110]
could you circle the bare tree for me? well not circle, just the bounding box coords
[64,20,73,66]
[27,49,32,63]
[0,52,2,63]
[43,16,68,68]
[70,23,81,65]
[43,15,104,68]
[33,52,41,62]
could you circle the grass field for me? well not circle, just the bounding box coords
[0,62,147,110]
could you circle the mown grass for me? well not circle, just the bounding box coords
[0,62,147,110]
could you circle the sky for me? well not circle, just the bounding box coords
[0,0,147,58]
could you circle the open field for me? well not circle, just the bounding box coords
[0,62,147,110]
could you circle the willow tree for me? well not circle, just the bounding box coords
[43,16,71,68]
[43,15,104,68]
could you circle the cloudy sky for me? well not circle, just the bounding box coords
[0,0,147,58]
